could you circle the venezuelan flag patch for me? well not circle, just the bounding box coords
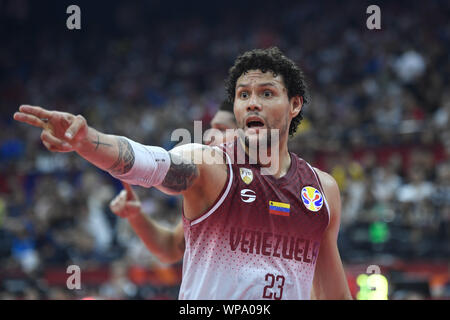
[269,201,290,217]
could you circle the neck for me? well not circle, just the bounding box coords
[239,135,291,179]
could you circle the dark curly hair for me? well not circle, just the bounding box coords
[219,99,234,113]
[225,47,308,137]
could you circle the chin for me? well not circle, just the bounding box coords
[244,132,272,151]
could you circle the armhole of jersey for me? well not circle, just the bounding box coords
[189,146,234,226]
[306,162,331,228]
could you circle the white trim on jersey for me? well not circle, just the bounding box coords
[306,162,331,227]
[190,146,234,226]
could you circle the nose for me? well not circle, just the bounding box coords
[246,94,262,112]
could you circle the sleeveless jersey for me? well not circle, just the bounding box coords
[178,141,330,300]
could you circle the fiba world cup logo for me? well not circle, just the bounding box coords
[301,186,323,212]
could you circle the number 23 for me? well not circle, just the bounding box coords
[263,273,285,300]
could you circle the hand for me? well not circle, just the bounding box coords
[109,181,142,218]
[13,105,88,153]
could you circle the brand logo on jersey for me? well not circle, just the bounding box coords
[239,168,254,185]
[301,186,323,212]
[269,201,290,217]
[240,189,256,203]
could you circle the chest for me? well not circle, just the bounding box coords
[225,166,329,240]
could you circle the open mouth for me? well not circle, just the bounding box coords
[245,116,265,130]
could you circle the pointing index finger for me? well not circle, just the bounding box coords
[121,181,136,201]
[14,112,46,129]
[19,105,53,119]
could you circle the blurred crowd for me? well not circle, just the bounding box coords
[0,0,449,299]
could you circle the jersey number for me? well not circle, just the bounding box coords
[262,273,285,300]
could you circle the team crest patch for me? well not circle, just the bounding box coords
[240,168,254,185]
[301,186,323,212]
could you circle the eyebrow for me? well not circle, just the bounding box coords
[236,82,277,88]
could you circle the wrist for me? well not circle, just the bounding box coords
[73,126,96,154]
[126,209,143,221]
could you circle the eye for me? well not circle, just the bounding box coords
[240,91,249,99]
[263,90,273,98]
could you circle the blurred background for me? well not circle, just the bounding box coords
[0,0,449,300]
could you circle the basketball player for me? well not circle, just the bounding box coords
[13,47,352,299]
[109,101,238,264]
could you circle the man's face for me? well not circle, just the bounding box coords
[233,69,302,149]
[210,111,236,131]
[204,110,237,146]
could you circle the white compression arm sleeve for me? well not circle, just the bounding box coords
[110,138,171,188]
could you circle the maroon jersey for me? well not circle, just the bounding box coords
[178,141,330,300]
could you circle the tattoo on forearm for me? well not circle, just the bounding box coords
[162,153,199,192]
[108,137,135,175]
[92,134,113,151]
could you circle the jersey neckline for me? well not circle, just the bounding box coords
[233,140,298,186]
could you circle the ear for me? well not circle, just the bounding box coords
[290,96,303,119]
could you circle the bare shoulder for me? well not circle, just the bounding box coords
[313,168,340,195]
[169,143,227,166]
[312,167,342,229]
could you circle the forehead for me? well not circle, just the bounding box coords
[236,69,285,87]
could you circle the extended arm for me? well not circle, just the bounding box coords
[128,216,185,264]
[110,183,185,264]
[311,169,353,300]
[14,105,228,220]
